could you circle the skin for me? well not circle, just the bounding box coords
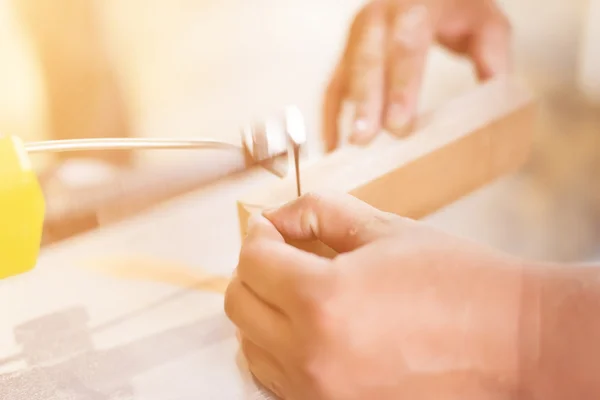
[323,0,512,151]
[225,192,600,400]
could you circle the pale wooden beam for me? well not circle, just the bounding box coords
[237,76,537,256]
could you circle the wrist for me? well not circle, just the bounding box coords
[520,262,600,400]
[514,260,545,399]
[467,253,543,395]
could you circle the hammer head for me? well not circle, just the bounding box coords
[240,106,307,178]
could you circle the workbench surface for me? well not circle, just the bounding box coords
[0,170,276,399]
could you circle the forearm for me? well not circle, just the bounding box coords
[524,262,600,399]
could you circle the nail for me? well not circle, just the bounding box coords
[386,103,411,134]
[350,119,371,144]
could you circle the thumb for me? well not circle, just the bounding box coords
[469,16,512,80]
[262,192,398,253]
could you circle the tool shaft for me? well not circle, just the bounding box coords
[24,138,240,154]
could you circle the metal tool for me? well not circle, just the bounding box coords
[26,105,307,178]
[240,105,306,183]
[0,106,306,280]
[24,138,241,154]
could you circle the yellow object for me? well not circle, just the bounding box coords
[0,135,45,279]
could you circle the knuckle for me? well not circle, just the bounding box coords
[302,272,344,336]
[292,273,346,397]
[392,5,432,50]
[344,6,386,80]
[346,66,383,102]
[351,47,385,72]
[304,301,333,335]
[386,83,409,101]
[359,22,387,48]
[294,288,322,322]
[387,56,417,86]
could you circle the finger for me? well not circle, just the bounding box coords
[345,1,387,145]
[398,371,513,399]
[237,233,330,310]
[263,192,399,253]
[322,61,347,153]
[241,337,288,399]
[224,277,291,352]
[245,213,285,244]
[385,4,433,137]
[469,13,512,80]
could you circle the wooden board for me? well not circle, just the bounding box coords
[238,77,537,248]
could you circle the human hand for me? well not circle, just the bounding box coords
[225,193,537,400]
[323,0,512,151]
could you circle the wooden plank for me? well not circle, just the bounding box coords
[237,77,537,254]
[40,148,264,246]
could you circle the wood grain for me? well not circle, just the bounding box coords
[238,76,537,255]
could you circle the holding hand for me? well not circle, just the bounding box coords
[323,0,512,150]
[225,193,535,400]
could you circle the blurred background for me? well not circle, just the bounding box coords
[0,0,598,261]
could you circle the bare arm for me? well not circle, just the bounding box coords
[525,263,600,399]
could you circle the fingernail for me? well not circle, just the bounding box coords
[386,104,411,133]
[350,119,371,144]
